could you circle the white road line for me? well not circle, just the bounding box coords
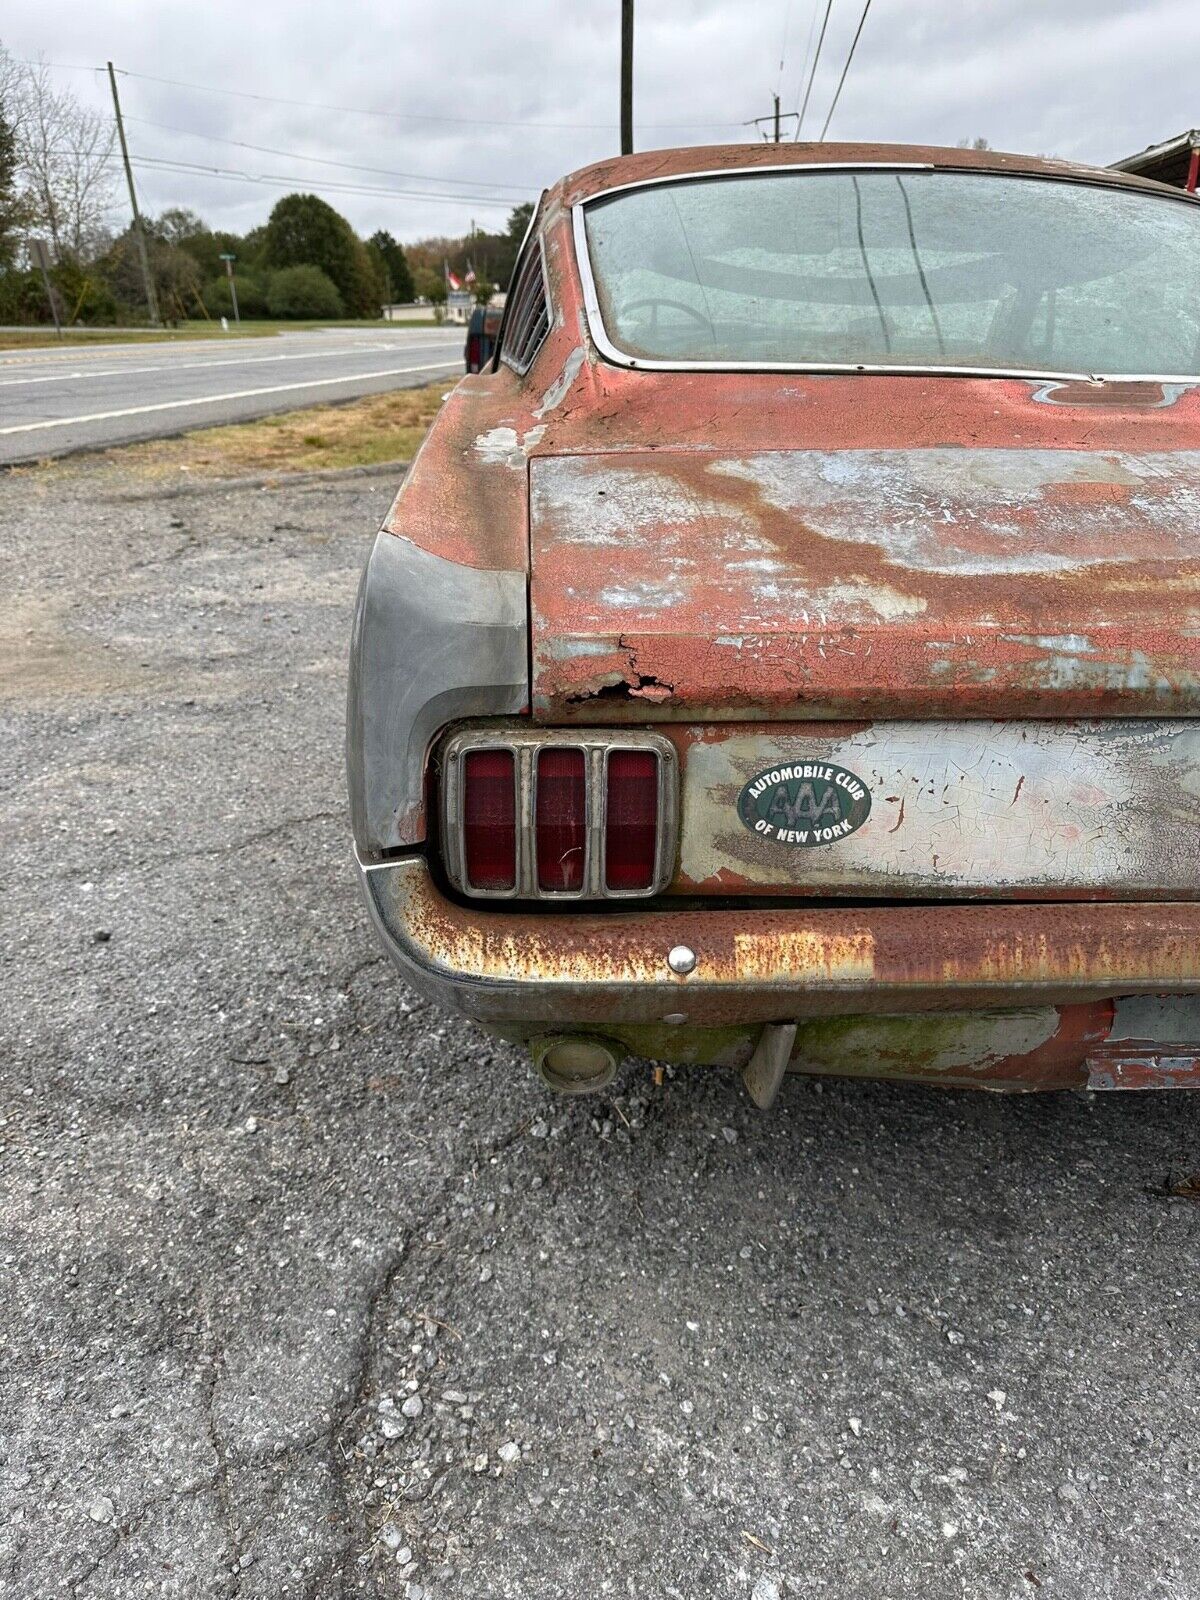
[0,336,460,372]
[0,361,462,436]
[0,338,461,386]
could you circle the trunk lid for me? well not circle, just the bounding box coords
[529,440,1200,721]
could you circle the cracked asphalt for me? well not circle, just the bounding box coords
[3,454,1200,1600]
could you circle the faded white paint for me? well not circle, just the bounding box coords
[473,424,547,469]
[680,720,1200,894]
[532,459,764,569]
[815,578,928,621]
[710,449,1200,576]
[534,346,585,417]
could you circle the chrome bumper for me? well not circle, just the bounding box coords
[357,854,1200,1027]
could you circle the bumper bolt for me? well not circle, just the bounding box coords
[667,945,697,976]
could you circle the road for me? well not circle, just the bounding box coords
[3,452,1199,1598]
[0,325,465,465]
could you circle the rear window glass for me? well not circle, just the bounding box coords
[581,170,1200,376]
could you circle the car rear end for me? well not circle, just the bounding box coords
[351,147,1200,1102]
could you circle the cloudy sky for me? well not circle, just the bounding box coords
[3,0,1198,243]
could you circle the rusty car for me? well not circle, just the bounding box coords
[347,142,1200,1105]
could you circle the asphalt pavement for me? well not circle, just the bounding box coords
[0,326,464,465]
[3,453,1199,1599]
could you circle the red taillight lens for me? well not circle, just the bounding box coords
[462,749,516,890]
[536,748,587,892]
[605,751,659,891]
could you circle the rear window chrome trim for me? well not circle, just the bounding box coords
[570,164,1200,385]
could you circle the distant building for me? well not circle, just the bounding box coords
[443,290,475,326]
[382,303,439,323]
[1111,130,1200,192]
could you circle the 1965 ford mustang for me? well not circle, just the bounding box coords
[348,142,1200,1104]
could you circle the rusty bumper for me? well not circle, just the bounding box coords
[358,854,1200,1028]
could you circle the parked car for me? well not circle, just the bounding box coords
[464,303,503,372]
[348,142,1200,1104]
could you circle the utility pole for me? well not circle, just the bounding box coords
[106,62,160,327]
[620,0,634,155]
[745,97,798,142]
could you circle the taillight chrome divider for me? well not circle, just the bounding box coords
[440,726,678,901]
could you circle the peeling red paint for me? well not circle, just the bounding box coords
[528,441,1200,721]
[366,143,1200,1092]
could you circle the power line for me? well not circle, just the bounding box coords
[791,0,823,115]
[16,58,746,132]
[122,154,525,208]
[795,0,834,139]
[38,145,527,208]
[776,0,796,94]
[121,115,540,194]
[819,0,874,141]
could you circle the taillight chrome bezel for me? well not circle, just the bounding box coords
[439,726,678,901]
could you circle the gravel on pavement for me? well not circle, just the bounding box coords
[2,455,1199,1599]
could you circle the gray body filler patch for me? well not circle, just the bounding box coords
[347,531,527,855]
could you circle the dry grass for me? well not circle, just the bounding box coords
[90,383,452,481]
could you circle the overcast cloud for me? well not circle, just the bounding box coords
[3,1,1197,243]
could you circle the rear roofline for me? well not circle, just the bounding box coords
[555,140,1200,209]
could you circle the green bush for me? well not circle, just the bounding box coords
[0,262,119,325]
[204,270,269,319]
[53,259,121,325]
[0,267,45,323]
[265,264,344,319]
[261,194,378,316]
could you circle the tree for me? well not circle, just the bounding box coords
[261,193,377,316]
[411,263,445,303]
[367,230,414,303]
[102,224,205,325]
[0,44,27,267]
[265,264,344,319]
[174,223,247,282]
[506,202,534,246]
[153,207,206,248]
[11,57,116,259]
[0,102,21,268]
[205,269,269,319]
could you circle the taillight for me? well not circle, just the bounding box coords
[443,733,674,900]
[462,749,516,890]
[535,748,587,892]
[466,334,481,370]
[605,750,659,890]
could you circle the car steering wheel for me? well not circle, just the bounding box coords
[621,298,713,331]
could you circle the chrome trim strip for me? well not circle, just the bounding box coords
[574,161,935,205]
[570,167,1200,384]
[491,192,544,372]
[499,233,551,378]
[439,725,678,901]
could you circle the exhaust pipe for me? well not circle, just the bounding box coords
[530,1034,622,1095]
